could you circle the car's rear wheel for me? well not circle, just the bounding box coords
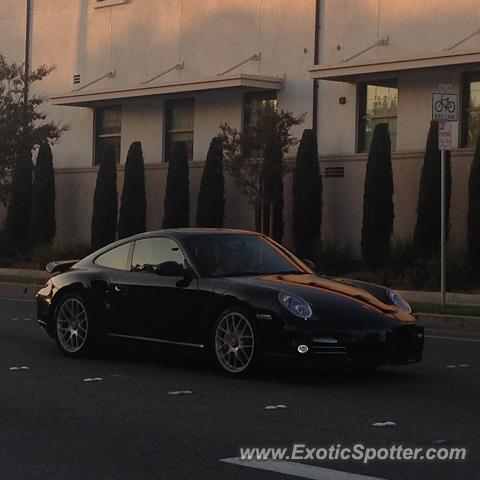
[212,307,261,376]
[54,293,95,357]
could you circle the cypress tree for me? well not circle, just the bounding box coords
[292,129,322,260]
[196,137,224,228]
[118,141,146,239]
[163,141,190,228]
[467,134,480,275]
[413,121,452,258]
[4,147,33,253]
[91,145,118,250]
[361,123,395,268]
[31,142,56,246]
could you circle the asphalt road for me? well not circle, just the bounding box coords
[0,294,478,480]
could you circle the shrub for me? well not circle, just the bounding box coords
[317,243,355,276]
[196,137,224,228]
[163,141,190,228]
[413,121,451,258]
[4,150,33,253]
[292,129,322,260]
[31,143,56,246]
[118,141,146,239]
[361,123,394,269]
[28,242,92,270]
[467,134,480,277]
[91,145,118,250]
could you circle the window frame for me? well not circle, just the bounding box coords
[242,90,278,133]
[357,79,398,153]
[93,105,122,165]
[164,98,195,163]
[461,71,480,148]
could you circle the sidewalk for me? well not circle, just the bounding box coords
[0,267,50,281]
[399,289,480,306]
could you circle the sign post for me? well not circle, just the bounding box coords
[432,87,457,306]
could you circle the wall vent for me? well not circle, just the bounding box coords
[73,74,81,85]
[325,166,345,178]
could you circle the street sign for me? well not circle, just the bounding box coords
[432,93,458,121]
[438,121,452,150]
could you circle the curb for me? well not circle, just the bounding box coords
[417,313,480,332]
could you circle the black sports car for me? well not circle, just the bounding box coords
[36,229,423,375]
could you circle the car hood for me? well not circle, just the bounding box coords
[227,273,414,323]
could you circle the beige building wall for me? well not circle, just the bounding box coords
[0,0,315,248]
[316,0,480,256]
[1,0,479,258]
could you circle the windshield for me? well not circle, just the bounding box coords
[183,233,308,278]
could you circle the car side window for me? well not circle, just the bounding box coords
[131,237,186,271]
[94,243,131,270]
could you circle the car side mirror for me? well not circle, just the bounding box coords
[154,261,184,277]
[176,266,196,288]
[302,259,317,272]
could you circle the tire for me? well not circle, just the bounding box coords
[211,307,262,377]
[53,292,98,358]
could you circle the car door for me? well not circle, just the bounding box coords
[110,236,202,344]
[91,241,134,333]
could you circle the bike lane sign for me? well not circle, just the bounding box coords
[432,93,458,121]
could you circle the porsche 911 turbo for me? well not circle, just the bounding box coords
[36,229,424,376]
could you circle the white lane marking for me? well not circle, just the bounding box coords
[0,298,36,304]
[168,390,193,395]
[220,458,385,480]
[265,404,288,410]
[9,366,30,371]
[372,421,396,427]
[83,377,103,382]
[426,335,480,343]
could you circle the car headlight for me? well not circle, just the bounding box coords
[278,292,313,319]
[388,290,412,313]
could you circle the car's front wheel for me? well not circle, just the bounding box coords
[212,307,261,376]
[54,293,96,357]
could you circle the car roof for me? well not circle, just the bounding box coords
[128,228,261,241]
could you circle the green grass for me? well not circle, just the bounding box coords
[411,302,480,317]
[0,275,47,286]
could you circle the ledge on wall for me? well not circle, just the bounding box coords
[50,74,285,108]
[309,49,480,83]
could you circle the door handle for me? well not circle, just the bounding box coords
[113,285,128,294]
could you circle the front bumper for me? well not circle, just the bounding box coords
[268,323,424,368]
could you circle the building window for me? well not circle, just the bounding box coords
[462,72,480,147]
[94,106,121,165]
[243,91,278,132]
[358,81,398,152]
[94,0,129,8]
[165,99,194,162]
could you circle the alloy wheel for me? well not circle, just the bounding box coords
[214,311,255,373]
[56,297,89,353]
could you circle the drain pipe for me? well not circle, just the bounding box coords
[312,0,320,132]
[24,0,32,107]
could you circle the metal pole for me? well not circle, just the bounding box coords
[441,149,446,306]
